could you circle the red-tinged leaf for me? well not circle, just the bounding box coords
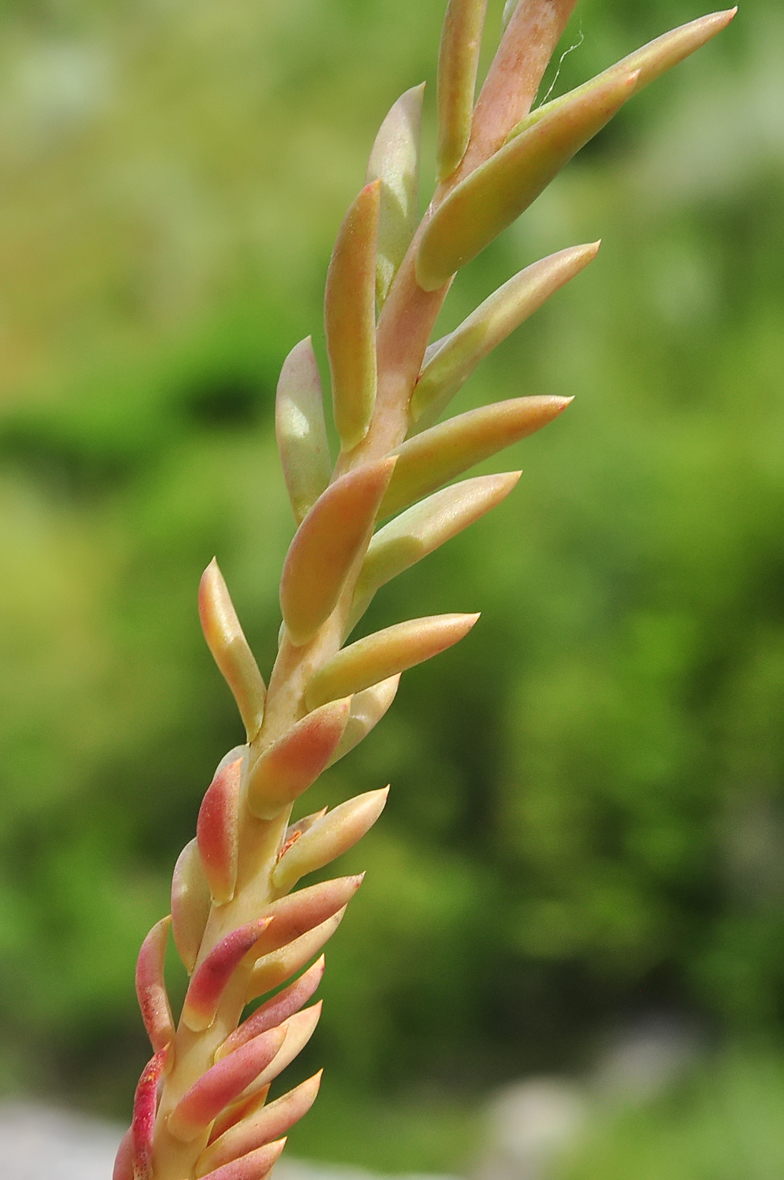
[197,756,243,904]
[245,1005,322,1094]
[132,1048,169,1180]
[326,677,401,766]
[197,1138,287,1180]
[246,699,352,820]
[219,1006,322,1110]
[167,1029,287,1143]
[243,877,363,960]
[113,1128,134,1180]
[245,909,346,1004]
[182,917,274,1032]
[465,0,579,168]
[507,9,738,142]
[197,1076,321,1177]
[135,916,174,1053]
[280,457,396,647]
[220,957,325,1059]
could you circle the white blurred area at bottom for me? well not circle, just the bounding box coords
[0,1102,459,1180]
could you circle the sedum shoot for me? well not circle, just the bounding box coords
[114,3,735,1179]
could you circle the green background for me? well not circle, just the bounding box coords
[0,0,782,1174]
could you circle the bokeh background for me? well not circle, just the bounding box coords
[0,0,783,1176]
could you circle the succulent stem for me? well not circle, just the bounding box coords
[117,6,735,1179]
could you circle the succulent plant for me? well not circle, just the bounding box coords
[114,4,735,1179]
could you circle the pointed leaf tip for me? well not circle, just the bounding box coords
[199,561,266,740]
[505,10,738,146]
[272,787,390,892]
[248,876,364,960]
[417,69,637,290]
[218,956,325,1059]
[196,1135,289,1180]
[382,396,571,520]
[238,1004,323,1095]
[196,1079,320,1178]
[246,909,346,1003]
[412,244,598,427]
[306,613,480,711]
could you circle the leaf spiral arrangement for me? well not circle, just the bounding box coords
[115,4,735,1179]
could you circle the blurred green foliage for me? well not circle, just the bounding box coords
[0,0,782,1165]
[559,1049,784,1180]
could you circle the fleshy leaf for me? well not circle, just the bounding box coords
[508,9,738,141]
[167,1029,286,1143]
[182,917,274,1032]
[196,1077,321,1178]
[247,877,363,959]
[197,1138,287,1180]
[219,957,324,1059]
[325,181,381,451]
[199,561,267,740]
[280,456,396,646]
[411,244,598,426]
[380,396,571,519]
[132,1048,169,1180]
[197,755,243,904]
[276,338,332,524]
[326,676,401,766]
[171,838,212,974]
[135,916,174,1053]
[194,1137,286,1180]
[467,0,579,166]
[352,473,520,625]
[208,1087,270,1148]
[272,788,389,893]
[246,699,352,820]
[245,909,347,1003]
[437,0,489,181]
[235,1005,323,1100]
[367,84,425,308]
[416,69,637,291]
[305,613,479,711]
